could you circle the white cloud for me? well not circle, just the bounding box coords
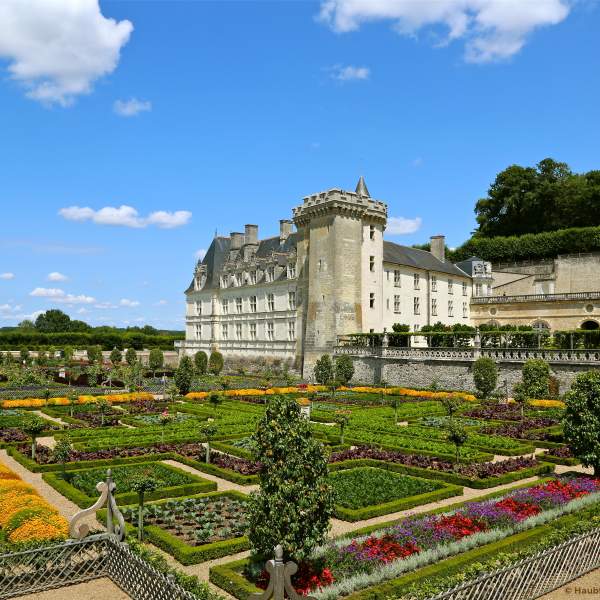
[114,98,152,117]
[330,65,370,81]
[0,272,15,280]
[155,299,168,306]
[47,271,68,282]
[411,157,424,168]
[387,216,423,235]
[195,248,207,260]
[29,287,95,304]
[94,302,118,309]
[77,307,89,314]
[0,0,133,106]
[319,0,570,62]
[120,298,140,307]
[59,205,192,229]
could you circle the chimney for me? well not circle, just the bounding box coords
[430,235,445,262]
[280,219,293,242]
[230,232,244,250]
[245,224,258,245]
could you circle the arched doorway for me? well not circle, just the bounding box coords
[581,320,600,331]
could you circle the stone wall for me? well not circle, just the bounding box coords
[349,355,594,396]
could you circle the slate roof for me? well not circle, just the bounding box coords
[383,241,470,278]
[454,256,484,276]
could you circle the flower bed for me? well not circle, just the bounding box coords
[118,491,250,564]
[0,459,68,547]
[542,446,580,466]
[42,462,216,507]
[462,405,560,425]
[329,467,457,521]
[1,391,154,409]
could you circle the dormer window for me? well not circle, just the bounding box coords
[250,270,257,285]
[266,266,275,282]
[287,264,296,279]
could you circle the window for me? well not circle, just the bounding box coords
[288,291,296,310]
[463,302,468,318]
[249,322,257,340]
[386,298,390,310]
[288,320,296,341]
[221,324,228,340]
[236,297,242,313]
[431,275,437,292]
[266,322,274,341]
[394,270,401,287]
[267,293,275,311]
[195,301,202,316]
[532,320,550,331]
[369,225,375,240]
[221,299,229,314]
[414,324,421,332]
[394,295,401,313]
[235,323,242,340]
[413,273,420,290]
[448,300,454,317]
[369,293,375,308]
[235,273,242,287]
[287,264,296,279]
[250,296,257,313]
[475,283,483,297]
[431,298,437,316]
[220,276,227,288]
[462,281,468,296]
[369,256,375,272]
[250,271,257,285]
[267,266,275,282]
[195,324,201,339]
[386,270,390,281]
[448,279,454,294]
[318,259,323,271]
[413,297,420,315]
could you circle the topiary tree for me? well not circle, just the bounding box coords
[334,355,354,386]
[174,355,194,395]
[67,389,79,417]
[158,410,174,443]
[447,420,468,467]
[148,348,164,377]
[86,345,103,364]
[130,473,159,541]
[563,371,600,475]
[472,357,498,399]
[314,354,334,386]
[521,358,550,399]
[194,351,208,375]
[333,409,351,444]
[125,347,138,366]
[96,398,111,426]
[246,395,334,561]
[208,391,223,413]
[109,347,122,366]
[388,394,400,424]
[441,395,462,419]
[208,351,224,376]
[199,422,218,463]
[53,437,72,477]
[22,414,46,460]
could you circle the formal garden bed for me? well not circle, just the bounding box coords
[329,467,460,521]
[42,461,216,507]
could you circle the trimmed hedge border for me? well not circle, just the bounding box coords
[211,441,254,461]
[42,461,216,507]
[173,455,259,485]
[328,458,555,489]
[542,453,581,466]
[106,490,250,565]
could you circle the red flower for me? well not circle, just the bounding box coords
[434,514,487,539]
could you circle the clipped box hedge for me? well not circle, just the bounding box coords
[42,461,216,507]
[174,455,259,486]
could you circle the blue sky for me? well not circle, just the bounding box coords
[1,0,599,329]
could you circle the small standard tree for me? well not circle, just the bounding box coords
[389,395,400,424]
[333,409,351,444]
[67,390,79,417]
[158,410,174,443]
[208,351,224,376]
[246,395,334,561]
[314,354,334,386]
[334,355,354,386]
[86,345,103,364]
[96,398,112,426]
[194,351,208,375]
[125,348,138,366]
[22,415,46,461]
[472,357,498,399]
[131,474,159,541]
[200,422,218,463]
[208,391,223,414]
[148,348,164,377]
[53,437,72,477]
[563,371,600,475]
[109,347,122,366]
[174,355,195,395]
[441,395,462,419]
[447,420,468,467]
[521,359,550,399]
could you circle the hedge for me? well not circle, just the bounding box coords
[174,455,259,485]
[328,458,555,489]
[541,453,581,466]
[211,441,254,461]
[42,462,216,508]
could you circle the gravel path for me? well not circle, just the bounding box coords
[538,568,600,599]
[33,410,68,426]
[14,578,131,600]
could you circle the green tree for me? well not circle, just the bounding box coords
[131,474,159,541]
[563,371,600,475]
[333,409,351,444]
[208,391,222,414]
[473,357,498,399]
[194,351,208,375]
[96,398,111,426]
[67,389,79,417]
[174,355,194,395]
[109,347,122,366]
[246,395,334,561]
[441,395,462,419]
[22,414,46,460]
[158,410,174,443]
[199,422,218,463]
[520,359,550,399]
[19,348,30,364]
[53,437,72,477]
[148,348,164,377]
[389,395,400,424]
[334,355,354,386]
[314,354,334,386]
[35,309,71,333]
[447,420,468,467]
[208,351,224,376]
[125,347,138,366]
[86,345,103,364]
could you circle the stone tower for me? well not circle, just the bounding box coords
[293,177,388,377]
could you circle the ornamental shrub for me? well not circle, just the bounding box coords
[125,347,138,366]
[521,359,550,399]
[246,395,334,561]
[130,474,159,541]
[208,351,224,376]
[334,354,354,385]
[174,356,195,395]
[22,415,46,460]
[563,371,600,475]
[194,350,208,375]
[314,354,334,385]
[472,357,498,399]
[109,347,122,365]
[148,348,164,376]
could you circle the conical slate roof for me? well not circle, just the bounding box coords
[355,176,370,197]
